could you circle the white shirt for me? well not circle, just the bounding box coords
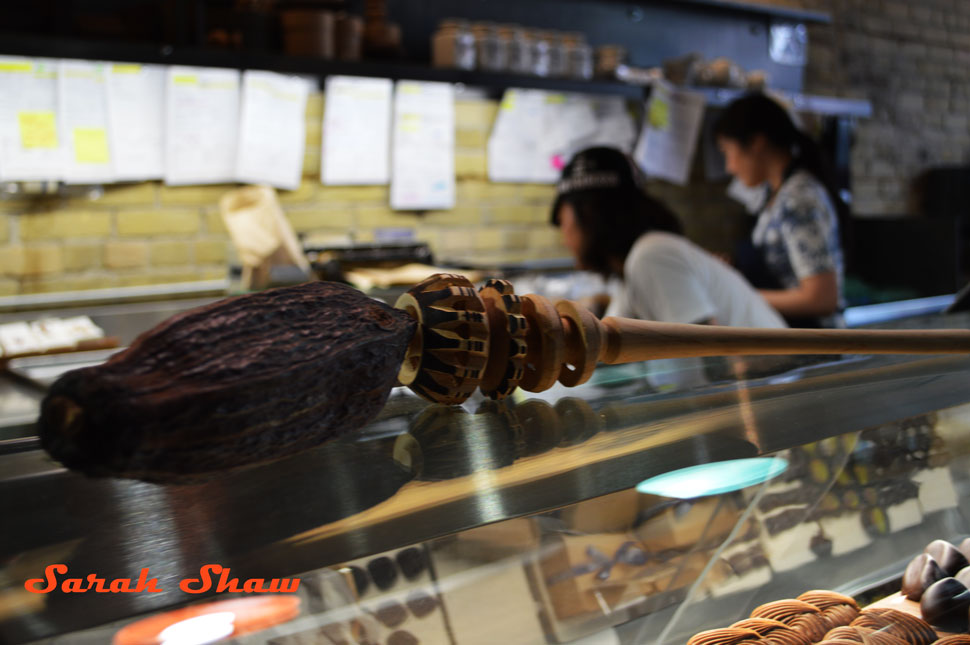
[605,232,786,328]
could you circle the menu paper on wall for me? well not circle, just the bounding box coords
[235,70,311,191]
[390,81,454,210]
[488,89,601,183]
[58,59,115,184]
[105,63,165,180]
[633,80,706,186]
[0,56,62,181]
[164,66,240,185]
[321,76,393,185]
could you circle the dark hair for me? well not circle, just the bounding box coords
[712,93,853,255]
[552,188,683,278]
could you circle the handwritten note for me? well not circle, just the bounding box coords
[0,57,62,181]
[322,76,393,185]
[235,70,311,191]
[390,81,454,210]
[633,80,706,186]
[164,66,240,185]
[105,63,165,180]
[58,59,114,183]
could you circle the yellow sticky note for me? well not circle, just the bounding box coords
[112,64,142,74]
[173,74,198,86]
[649,97,670,129]
[545,94,566,104]
[0,61,32,73]
[500,93,516,111]
[73,128,109,164]
[18,111,58,149]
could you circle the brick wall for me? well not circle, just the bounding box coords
[0,91,562,296]
[3,1,966,296]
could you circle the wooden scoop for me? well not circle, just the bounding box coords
[397,274,970,404]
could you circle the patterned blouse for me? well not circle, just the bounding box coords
[752,170,845,328]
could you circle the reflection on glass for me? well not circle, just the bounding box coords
[158,612,235,645]
[635,457,789,498]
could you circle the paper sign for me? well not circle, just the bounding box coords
[0,57,62,181]
[322,76,393,185]
[235,70,311,190]
[164,66,240,185]
[633,80,706,186]
[488,89,609,183]
[58,59,115,183]
[390,81,455,210]
[105,62,165,180]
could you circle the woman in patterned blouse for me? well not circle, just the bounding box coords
[713,94,851,328]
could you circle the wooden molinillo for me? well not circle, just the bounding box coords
[38,273,970,481]
[400,273,970,405]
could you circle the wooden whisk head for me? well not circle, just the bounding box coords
[395,273,603,404]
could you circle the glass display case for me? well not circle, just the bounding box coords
[2,312,970,645]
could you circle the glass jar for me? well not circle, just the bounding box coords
[432,19,476,70]
[531,30,552,77]
[595,44,627,78]
[472,22,508,72]
[546,31,567,77]
[506,25,533,75]
[564,33,593,80]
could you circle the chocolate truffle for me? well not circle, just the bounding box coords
[919,577,970,633]
[396,548,427,581]
[367,557,399,591]
[822,626,907,645]
[686,628,761,645]
[859,608,937,645]
[731,618,810,645]
[750,600,828,642]
[797,590,860,629]
[374,601,407,628]
[405,590,438,619]
[348,566,370,597]
[902,553,948,600]
[925,539,969,576]
[387,631,419,645]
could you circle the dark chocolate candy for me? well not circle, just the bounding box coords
[396,547,427,581]
[919,577,970,633]
[405,590,439,619]
[902,554,948,601]
[957,565,970,589]
[960,537,970,562]
[925,540,969,576]
[367,556,398,591]
[375,601,407,628]
[349,565,370,597]
[39,281,416,482]
[387,631,419,645]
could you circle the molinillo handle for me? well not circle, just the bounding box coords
[395,273,970,405]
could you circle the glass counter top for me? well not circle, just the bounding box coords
[1,313,969,642]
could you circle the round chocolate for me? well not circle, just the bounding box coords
[902,553,949,601]
[925,539,969,576]
[797,590,860,630]
[367,557,399,591]
[395,547,427,581]
[919,577,970,633]
[405,590,438,619]
[374,601,407,628]
[387,631,419,645]
[957,565,970,589]
[348,565,370,596]
[959,537,970,562]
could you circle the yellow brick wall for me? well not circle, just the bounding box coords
[0,92,567,296]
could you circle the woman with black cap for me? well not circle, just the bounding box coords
[713,93,849,328]
[551,146,785,328]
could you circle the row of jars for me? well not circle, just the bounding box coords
[432,20,626,80]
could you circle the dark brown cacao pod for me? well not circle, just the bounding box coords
[39,281,416,482]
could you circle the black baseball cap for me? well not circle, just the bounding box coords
[550,146,648,225]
